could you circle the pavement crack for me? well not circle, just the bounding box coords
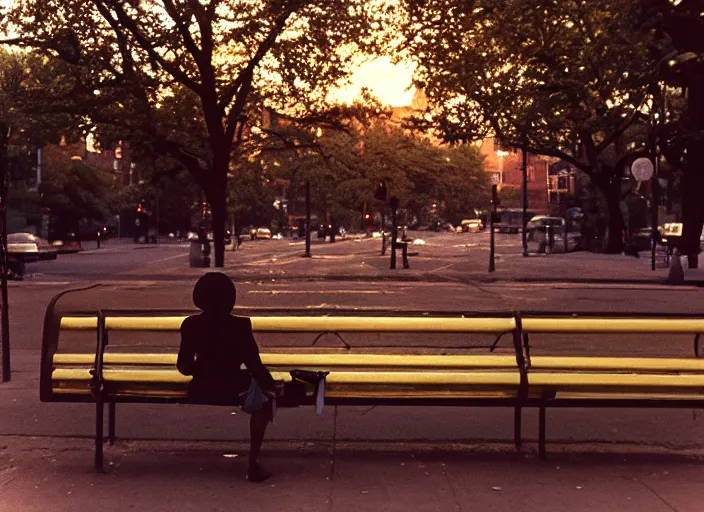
[441,463,463,512]
[635,477,681,512]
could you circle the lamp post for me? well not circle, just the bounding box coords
[521,143,529,257]
[390,196,399,270]
[649,85,663,271]
[304,180,311,258]
[489,184,498,273]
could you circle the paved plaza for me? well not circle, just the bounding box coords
[2,232,703,511]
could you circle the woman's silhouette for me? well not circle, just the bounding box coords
[177,272,276,482]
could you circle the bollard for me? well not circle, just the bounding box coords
[402,242,409,269]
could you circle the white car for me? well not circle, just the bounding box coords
[460,219,484,233]
[7,232,58,262]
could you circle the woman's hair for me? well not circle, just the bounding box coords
[192,272,236,313]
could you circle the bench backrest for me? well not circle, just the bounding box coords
[41,288,704,402]
[41,288,523,401]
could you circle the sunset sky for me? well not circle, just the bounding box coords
[332,56,416,107]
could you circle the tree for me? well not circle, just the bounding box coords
[36,146,113,236]
[1,1,394,266]
[641,0,704,263]
[263,120,488,230]
[0,48,96,236]
[402,0,660,252]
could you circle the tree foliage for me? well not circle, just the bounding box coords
[36,146,113,235]
[402,0,661,252]
[1,0,396,265]
[259,118,488,230]
[1,48,110,234]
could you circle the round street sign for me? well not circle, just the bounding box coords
[631,157,654,182]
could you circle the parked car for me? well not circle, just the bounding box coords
[526,216,580,253]
[188,230,233,245]
[7,232,58,262]
[496,209,535,233]
[254,227,272,240]
[460,218,484,233]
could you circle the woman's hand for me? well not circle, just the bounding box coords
[264,380,285,399]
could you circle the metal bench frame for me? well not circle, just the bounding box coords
[41,288,704,472]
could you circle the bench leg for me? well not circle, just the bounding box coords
[538,404,547,460]
[108,402,116,445]
[95,399,105,473]
[514,405,522,451]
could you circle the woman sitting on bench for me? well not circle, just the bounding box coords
[177,272,276,483]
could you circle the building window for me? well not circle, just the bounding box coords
[527,166,536,182]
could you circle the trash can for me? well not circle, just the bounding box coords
[189,241,210,268]
[8,259,26,279]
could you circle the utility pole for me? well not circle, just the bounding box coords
[521,143,529,257]
[0,124,10,382]
[381,211,386,255]
[650,86,663,271]
[304,180,311,257]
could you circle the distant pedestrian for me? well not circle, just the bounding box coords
[177,273,277,482]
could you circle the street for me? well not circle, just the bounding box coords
[2,233,703,511]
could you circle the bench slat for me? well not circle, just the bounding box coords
[59,316,517,333]
[529,356,704,372]
[53,353,520,369]
[522,317,704,334]
[550,392,704,401]
[530,373,704,389]
[53,368,518,386]
[53,353,704,372]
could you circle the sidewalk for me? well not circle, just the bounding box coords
[1,436,702,511]
[3,347,704,511]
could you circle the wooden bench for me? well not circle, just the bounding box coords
[519,313,704,458]
[42,294,524,471]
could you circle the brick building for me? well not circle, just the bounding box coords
[47,135,139,187]
[392,88,551,214]
[477,138,550,214]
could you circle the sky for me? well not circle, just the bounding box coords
[332,56,416,107]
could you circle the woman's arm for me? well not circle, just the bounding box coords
[241,319,276,391]
[177,319,197,376]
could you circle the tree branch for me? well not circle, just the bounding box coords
[162,0,203,64]
[594,108,642,154]
[527,144,592,174]
[219,6,297,117]
[99,0,201,93]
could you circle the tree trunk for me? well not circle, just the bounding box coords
[679,71,704,266]
[209,187,226,267]
[596,177,624,254]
